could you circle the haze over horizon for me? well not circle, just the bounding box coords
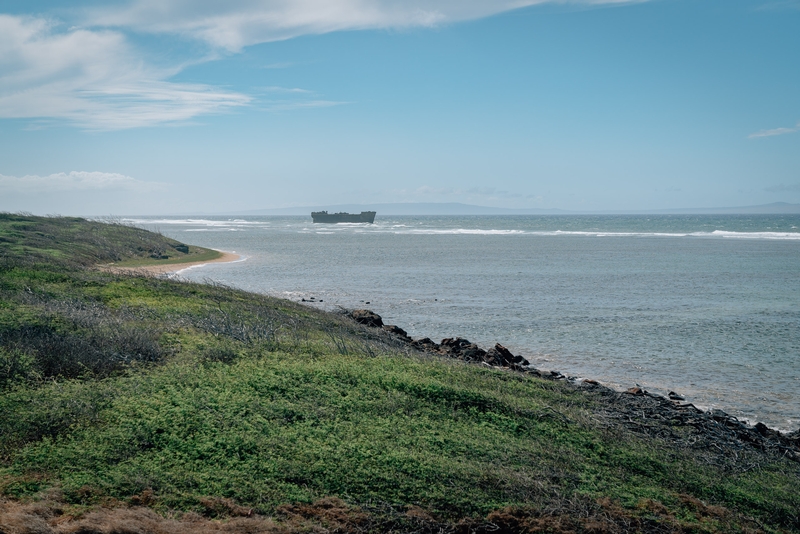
[1,0,798,216]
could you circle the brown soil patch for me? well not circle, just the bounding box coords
[0,493,760,534]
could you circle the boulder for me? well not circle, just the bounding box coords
[439,338,486,361]
[383,324,410,339]
[709,409,732,423]
[485,343,529,367]
[411,337,439,351]
[754,422,777,438]
[485,344,512,366]
[459,344,487,361]
[350,309,383,328]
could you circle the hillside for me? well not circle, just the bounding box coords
[0,214,798,533]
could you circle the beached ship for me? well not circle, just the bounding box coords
[311,211,376,223]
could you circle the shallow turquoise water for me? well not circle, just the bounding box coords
[130,215,800,431]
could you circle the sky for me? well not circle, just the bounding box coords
[0,0,798,215]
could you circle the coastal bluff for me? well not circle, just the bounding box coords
[348,308,800,464]
[2,215,799,534]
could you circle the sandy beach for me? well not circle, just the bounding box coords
[102,251,241,275]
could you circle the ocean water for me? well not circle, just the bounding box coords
[128,215,800,431]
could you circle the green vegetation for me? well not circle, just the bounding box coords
[1,214,798,533]
[0,212,218,269]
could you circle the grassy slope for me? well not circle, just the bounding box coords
[0,215,798,533]
[0,213,219,268]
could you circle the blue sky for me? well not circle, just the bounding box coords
[0,0,798,214]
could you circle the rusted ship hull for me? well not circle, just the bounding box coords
[311,211,376,223]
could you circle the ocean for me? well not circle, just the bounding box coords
[128,214,800,431]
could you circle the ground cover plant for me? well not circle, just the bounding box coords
[0,213,218,269]
[1,214,798,533]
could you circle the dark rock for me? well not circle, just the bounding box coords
[439,338,487,361]
[383,324,410,339]
[460,345,487,361]
[485,343,513,366]
[709,409,731,423]
[676,403,702,413]
[411,337,439,351]
[350,309,383,328]
[439,337,469,352]
[483,343,529,367]
[668,391,685,401]
[483,348,504,366]
[755,422,773,437]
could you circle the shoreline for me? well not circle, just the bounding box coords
[100,251,242,275]
[298,300,799,433]
[105,247,795,437]
[345,308,800,451]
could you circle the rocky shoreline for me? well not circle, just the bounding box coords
[347,309,800,465]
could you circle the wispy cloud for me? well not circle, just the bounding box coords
[261,100,349,112]
[0,171,165,193]
[764,183,800,192]
[748,121,800,138]
[261,86,314,94]
[0,15,249,129]
[89,0,649,52]
[251,85,348,111]
[1,0,649,129]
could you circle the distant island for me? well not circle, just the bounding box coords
[234,201,800,217]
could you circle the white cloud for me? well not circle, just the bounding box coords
[0,15,250,129]
[1,1,648,129]
[262,86,314,94]
[748,122,800,138]
[90,0,646,52]
[0,171,166,193]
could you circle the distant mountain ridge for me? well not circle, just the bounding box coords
[643,202,800,215]
[236,203,568,216]
[235,202,800,216]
